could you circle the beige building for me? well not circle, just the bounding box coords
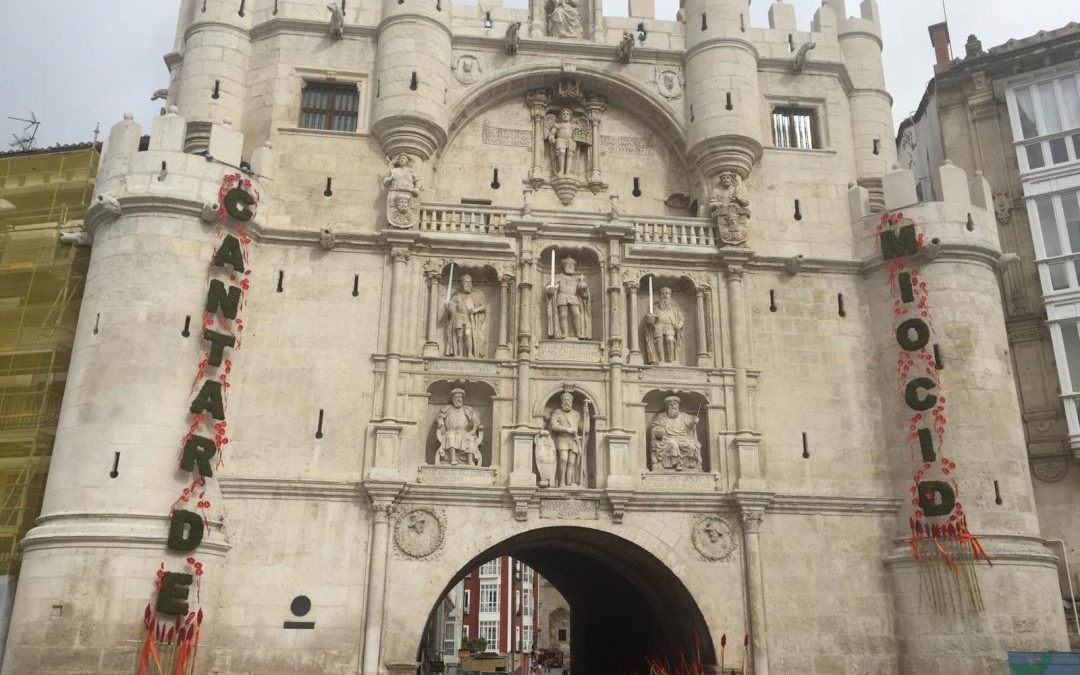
[0,1,1073,674]
[898,23,1080,643]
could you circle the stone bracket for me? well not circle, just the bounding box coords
[507,484,537,522]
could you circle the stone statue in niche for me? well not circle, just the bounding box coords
[545,256,592,340]
[383,153,421,229]
[650,395,703,472]
[547,391,591,487]
[709,172,751,247]
[544,109,590,177]
[435,388,483,466]
[443,273,487,358]
[327,2,344,40]
[645,286,685,365]
[546,0,581,38]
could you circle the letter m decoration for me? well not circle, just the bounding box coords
[880,224,919,260]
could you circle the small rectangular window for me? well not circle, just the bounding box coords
[771,106,817,149]
[558,628,567,641]
[300,82,359,132]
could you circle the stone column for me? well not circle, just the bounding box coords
[383,247,410,419]
[704,287,715,355]
[361,499,395,675]
[739,509,770,675]
[725,267,749,432]
[585,96,607,186]
[695,287,709,366]
[496,274,513,359]
[526,91,549,186]
[625,281,642,364]
[423,267,441,357]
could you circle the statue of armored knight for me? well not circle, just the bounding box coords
[383,153,421,229]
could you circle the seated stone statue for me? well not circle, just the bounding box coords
[650,395,703,472]
[435,388,483,466]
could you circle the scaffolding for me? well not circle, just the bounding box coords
[0,145,96,575]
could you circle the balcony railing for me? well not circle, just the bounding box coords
[419,204,510,236]
[632,217,716,248]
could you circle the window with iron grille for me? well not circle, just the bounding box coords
[771,106,818,150]
[300,82,359,132]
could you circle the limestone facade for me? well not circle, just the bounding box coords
[0,1,1071,674]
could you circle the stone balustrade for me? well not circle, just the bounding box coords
[418,203,511,236]
[632,217,717,248]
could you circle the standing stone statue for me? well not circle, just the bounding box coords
[327,2,344,40]
[443,273,487,358]
[617,31,635,64]
[545,0,581,38]
[505,21,522,55]
[544,108,586,177]
[545,256,591,340]
[644,286,684,364]
[547,391,589,487]
[650,395,703,472]
[435,388,483,466]
[383,153,421,229]
[709,172,751,247]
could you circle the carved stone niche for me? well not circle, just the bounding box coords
[635,275,700,368]
[429,263,503,360]
[527,82,608,206]
[536,386,598,489]
[643,390,710,473]
[424,381,496,467]
[538,246,602,348]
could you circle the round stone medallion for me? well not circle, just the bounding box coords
[691,515,736,562]
[394,507,445,559]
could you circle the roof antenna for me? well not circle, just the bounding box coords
[941,0,953,59]
[7,111,40,151]
[93,123,101,144]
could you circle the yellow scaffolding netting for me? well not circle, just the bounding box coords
[0,145,97,575]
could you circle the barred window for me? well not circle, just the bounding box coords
[772,106,817,150]
[300,82,359,132]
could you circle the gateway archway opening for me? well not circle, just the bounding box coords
[417,527,717,675]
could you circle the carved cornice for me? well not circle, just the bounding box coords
[219,477,362,501]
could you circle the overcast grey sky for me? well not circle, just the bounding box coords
[0,1,1075,148]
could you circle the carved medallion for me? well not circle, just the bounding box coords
[691,515,736,561]
[393,507,446,559]
[656,67,683,100]
[452,55,482,85]
[1031,458,1068,483]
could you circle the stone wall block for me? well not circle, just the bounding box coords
[882,165,917,210]
[935,159,971,204]
[767,1,796,31]
[149,106,187,153]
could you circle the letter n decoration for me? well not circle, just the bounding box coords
[136,173,257,674]
[878,212,990,614]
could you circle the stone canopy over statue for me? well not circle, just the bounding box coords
[383,153,421,229]
[435,388,483,466]
[650,395,703,472]
[545,255,592,340]
[443,273,487,358]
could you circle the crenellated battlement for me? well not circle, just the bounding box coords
[88,108,272,235]
[850,160,1000,261]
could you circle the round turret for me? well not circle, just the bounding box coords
[370,0,453,160]
[682,0,763,180]
[167,0,255,152]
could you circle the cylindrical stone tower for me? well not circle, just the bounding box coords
[855,165,1069,674]
[370,0,452,161]
[682,0,763,181]
[1,111,269,673]
[167,0,254,152]
[828,0,895,206]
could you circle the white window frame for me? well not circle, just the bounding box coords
[1006,72,1080,175]
[478,619,499,649]
[463,589,471,614]
[479,560,501,577]
[1026,189,1080,296]
[478,581,499,615]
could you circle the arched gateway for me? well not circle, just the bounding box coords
[414,527,718,674]
[3,2,1070,674]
